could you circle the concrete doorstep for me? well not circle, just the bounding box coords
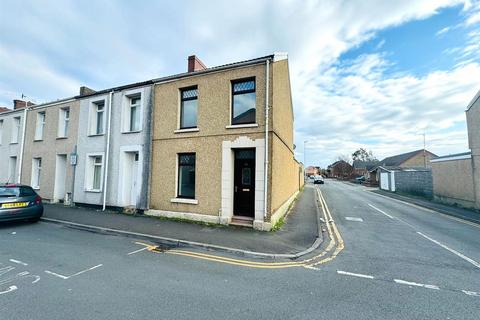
[41,186,324,260]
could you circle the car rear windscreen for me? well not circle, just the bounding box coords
[0,187,36,197]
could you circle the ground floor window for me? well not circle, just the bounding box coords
[86,154,104,191]
[177,153,195,199]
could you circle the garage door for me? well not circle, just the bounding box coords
[380,172,389,190]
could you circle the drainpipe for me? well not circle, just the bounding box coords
[102,91,114,211]
[18,104,31,184]
[264,59,270,221]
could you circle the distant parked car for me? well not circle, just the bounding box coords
[0,184,43,223]
[314,176,324,184]
[355,176,366,184]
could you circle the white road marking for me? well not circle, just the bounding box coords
[417,232,480,269]
[68,264,103,278]
[462,290,480,297]
[44,270,69,280]
[0,285,17,295]
[45,264,103,280]
[127,247,149,255]
[367,204,395,219]
[337,270,374,279]
[394,279,440,290]
[304,265,320,270]
[345,217,363,222]
[9,259,28,266]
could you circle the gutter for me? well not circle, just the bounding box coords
[102,91,114,211]
[18,105,33,183]
[264,59,270,221]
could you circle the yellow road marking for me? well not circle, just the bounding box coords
[133,187,345,269]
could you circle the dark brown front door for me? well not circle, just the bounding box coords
[233,148,256,217]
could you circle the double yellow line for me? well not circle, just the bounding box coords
[135,186,344,269]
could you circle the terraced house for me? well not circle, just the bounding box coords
[148,54,303,230]
[0,101,30,184]
[73,83,153,210]
[0,53,301,230]
[21,97,79,203]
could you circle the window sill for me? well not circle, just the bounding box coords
[87,133,105,137]
[56,136,68,140]
[32,186,40,190]
[122,130,142,134]
[171,198,198,205]
[10,142,18,145]
[226,123,258,129]
[33,139,43,142]
[174,128,199,134]
[85,189,102,193]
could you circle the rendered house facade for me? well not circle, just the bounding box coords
[73,83,153,210]
[148,54,302,230]
[0,108,25,184]
[20,98,79,202]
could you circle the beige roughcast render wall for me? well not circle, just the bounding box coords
[150,63,269,217]
[432,159,475,208]
[150,58,301,224]
[22,100,79,201]
[269,59,299,218]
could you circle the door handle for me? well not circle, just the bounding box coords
[235,186,238,192]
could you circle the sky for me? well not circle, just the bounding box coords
[1,0,479,167]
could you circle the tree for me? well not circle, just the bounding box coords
[335,154,352,164]
[352,148,377,162]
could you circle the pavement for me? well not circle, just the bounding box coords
[371,188,480,225]
[1,180,479,319]
[41,186,321,257]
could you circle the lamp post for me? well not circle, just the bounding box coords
[304,140,308,181]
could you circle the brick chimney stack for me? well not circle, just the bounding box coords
[188,55,207,73]
[79,86,96,96]
[13,99,35,110]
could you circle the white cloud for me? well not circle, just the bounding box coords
[0,0,478,167]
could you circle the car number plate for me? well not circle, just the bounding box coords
[2,202,28,208]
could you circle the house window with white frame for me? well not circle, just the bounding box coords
[58,107,70,138]
[86,155,103,191]
[129,95,141,132]
[11,116,20,143]
[31,158,42,189]
[35,111,46,140]
[0,119,3,145]
[90,101,105,135]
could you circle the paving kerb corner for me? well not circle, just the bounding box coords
[41,186,326,260]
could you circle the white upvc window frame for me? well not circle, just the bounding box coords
[58,107,70,138]
[85,152,105,192]
[0,119,3,145]
[34,111,46,141]
[11,116,21,144]
[31,157,42,189]
[89,99,106,136]
[121,88,143,133]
